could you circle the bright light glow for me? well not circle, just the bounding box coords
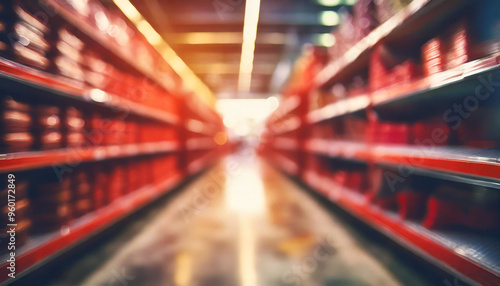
[174,253,191,286]
[173,32,242,44]
[137,19,162,45]
[316,33,336,47]
[345,0,358,5]
[190,62,275,75]
[112,0,216,107]
[186,119,204,133]
[317,0,341,6]
[225,164,266,214]
[113,0,141,23]
[89,89,109,102]
[216,98,279,138]
[238,0,262,93]
[214,131,228,145]
[266,96,279,111]
[320,11,340,26]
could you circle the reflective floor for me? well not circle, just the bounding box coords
[49,148,430,286]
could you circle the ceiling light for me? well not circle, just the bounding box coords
[320,11,340,26]
[137,19,162,46]
[113,0,141,23]
[317,0,341,7]
[316,33,336,47]
[113,0,216,107]
[238,0,261,93]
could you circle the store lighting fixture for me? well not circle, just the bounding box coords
[320,10,340,26]
[112,0,215,106]
[89,89,109,102]
[316,33,336,47]
[317,0,357,6]
[237,0,262,93]
[113,0,141,22]
[136,19,162,46]
[317,0,341,7]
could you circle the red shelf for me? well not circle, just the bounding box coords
[44,0,176,95]
[305,139,370,161]
[185,119,216,136]
[186,138,217,151]
[314,0,461,88]
[0,141,180,173]
[372,53,500,106]
[0,173,183,283]
[307,95,369,124]
[268,96,301,124]
[308,53,500,123]
[187,149,219,174]
[267,152,299,176]
[273,138,299,151]
[0,58,180,125]
[269,116,301,135]
[303,170,500,285]
[305,139,500,184]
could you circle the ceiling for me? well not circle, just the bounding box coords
[129,0,354,98]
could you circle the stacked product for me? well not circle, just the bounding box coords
[31,169,72,232]
[0,176,31,250]
[33,105,62,150]
[53,26,85,83]
[63,106,86,148]
[0,95,32,153]
[72,169,92,218]
[0,1,51,70]
[369,44,421,91]
[108,162,124,203]
[424,183,500,230]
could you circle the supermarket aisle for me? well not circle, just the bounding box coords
[51,148,428,286]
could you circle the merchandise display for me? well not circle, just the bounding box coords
[260,0,500,284]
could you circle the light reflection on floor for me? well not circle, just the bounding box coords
[50,149,429,286]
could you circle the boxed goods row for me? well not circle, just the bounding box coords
[305,155,500,232]
[309,110,500,149]
[370,167,500,231]
[0,154,179,251]
[0,94,179,153]
[0,0,178,114]
[310,0,500,111]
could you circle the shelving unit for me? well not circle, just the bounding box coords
[0,0,230,283]
[259,0,500,284]
[0,173,183,280]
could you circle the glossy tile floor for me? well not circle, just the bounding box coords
[50,148,430,286]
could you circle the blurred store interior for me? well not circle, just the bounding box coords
[1,0,500,285]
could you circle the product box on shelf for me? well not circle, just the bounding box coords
[30,169,73,232]
[33,105,62,150]
[0,1,52,70]
[0,95,33,153]
[423,183,500,230]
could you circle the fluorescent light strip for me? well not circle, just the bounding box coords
[237,0,262,93]
[112,0,215,106]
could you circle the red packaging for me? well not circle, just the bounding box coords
[423,197,500,230]
[411,119,450,146]
[423,184,500,230]
[391,60,420,85]
[446,20,471,70]
[368,122,409,144]
[397,190,428,220]
[108,164,124,202]
[422,37,446,77]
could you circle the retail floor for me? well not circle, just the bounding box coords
[49,148,430,286]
